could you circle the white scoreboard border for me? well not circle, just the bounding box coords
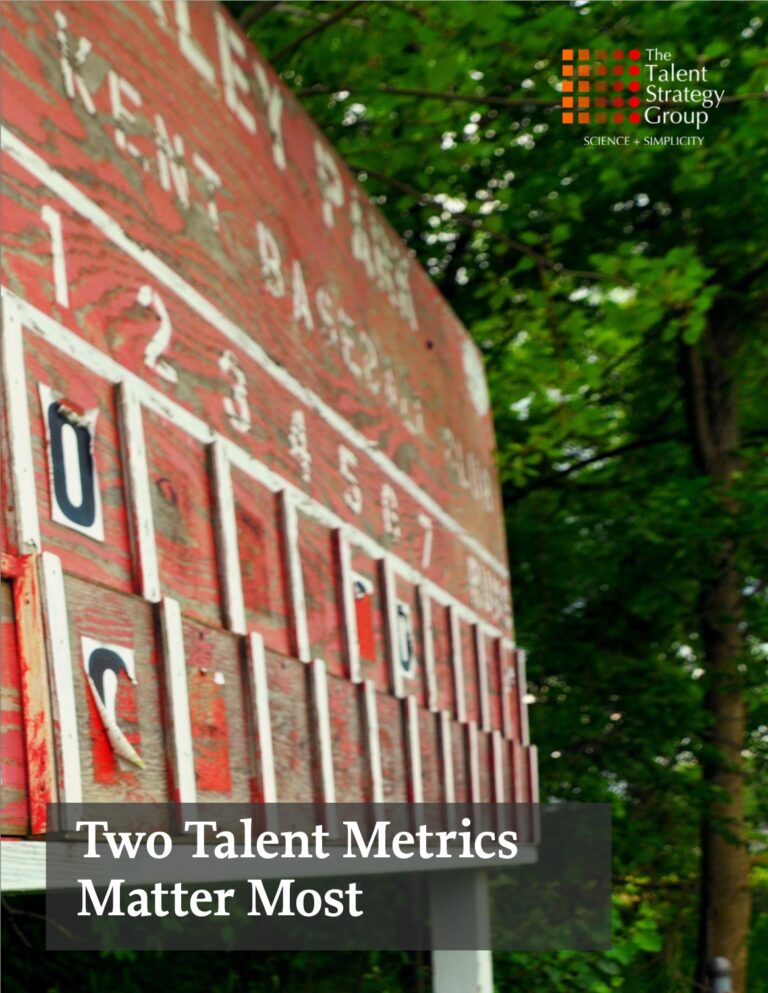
[1,125,537,813]
[0,125,509,584]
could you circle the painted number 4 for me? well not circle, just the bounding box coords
[288,409,311,483]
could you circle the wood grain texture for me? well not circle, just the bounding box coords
[0,580,28,834]
[450,717,470,805]
[324,671,367,802]
[182,615,252,802]
[231,468,291,659]
[418,707,442,804]
[11,556,57,832]
[63,574,168,802]
[299,511,344,678]
[376,693,407,802]
[265,651,314,802]
[144,410,221,627]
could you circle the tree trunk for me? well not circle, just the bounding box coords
[680,319,751,993]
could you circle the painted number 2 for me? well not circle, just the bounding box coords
[137,284,177,384]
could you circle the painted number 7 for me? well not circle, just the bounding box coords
[418,512,433,569]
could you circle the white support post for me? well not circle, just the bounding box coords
[432,950,493,993]
[511,739,525,804]
[405,694,423,804]
[516,648,530,746]
[159,596,196,804]
[439,710,455,806]
[448,605,466,723]
[39,552,82,807]
[117,381,161,602]
[2,304,40,551]
[528,743,541,844]
[279,490,310,662]
[362,679,384,810]
[467,720,480,805]
[210,436,246,634]
[246,631,277,804]
[335,527,361,682]
[491,729,505,804]
[499,639,514,740]
[430,872,493,993]
[474,623,490,732]
[419,585,438,712]
[381,555,404,698]
[311,657,336,805]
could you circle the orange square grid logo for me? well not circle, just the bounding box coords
[561,48,643,125]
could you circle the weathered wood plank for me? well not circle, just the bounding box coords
[0,580,29,835]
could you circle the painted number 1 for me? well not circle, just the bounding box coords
[40,205,69,308]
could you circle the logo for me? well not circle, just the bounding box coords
[561,48,643,126]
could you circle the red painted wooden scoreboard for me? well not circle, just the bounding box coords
[0,0,538,839]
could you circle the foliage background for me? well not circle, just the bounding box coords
[3,2,766,991]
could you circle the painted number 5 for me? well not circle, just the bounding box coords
[338,445,362,514]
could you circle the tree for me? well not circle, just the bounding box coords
[235,2,768,990]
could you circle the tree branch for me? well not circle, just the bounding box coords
[239,1,280,30]
[272,2,367,63]
[504,432,686,502]
[296,83,555,107]
[350,164,621,283]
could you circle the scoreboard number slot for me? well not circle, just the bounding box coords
[39,383,104,542]
[81,637,144,771]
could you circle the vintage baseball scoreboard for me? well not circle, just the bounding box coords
[0,0,538,841]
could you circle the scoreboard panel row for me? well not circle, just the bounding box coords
[0,565,537,832]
